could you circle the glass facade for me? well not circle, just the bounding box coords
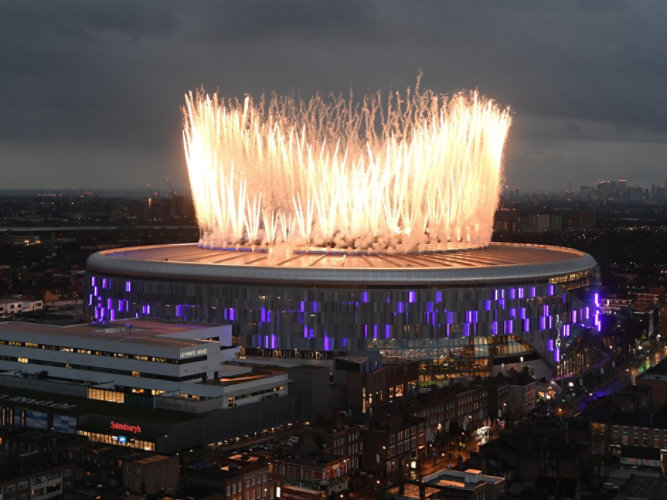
[84,267,596,374]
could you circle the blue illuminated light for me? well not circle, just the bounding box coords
[125,281,131,293]
[435,291,443,303]
[548,284,555,296]
[362,291,369,303]
[408,291,416,303]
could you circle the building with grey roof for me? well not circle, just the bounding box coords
[84,242,598,380]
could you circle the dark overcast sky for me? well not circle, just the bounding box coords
[1,0,666,193]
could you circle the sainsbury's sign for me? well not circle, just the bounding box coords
[110,420,141,434]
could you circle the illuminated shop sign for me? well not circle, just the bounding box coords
[110,420,141,434]
[179,348,208,359]
[243,348,346,360]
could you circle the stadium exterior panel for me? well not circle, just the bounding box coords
[84,243,598,379]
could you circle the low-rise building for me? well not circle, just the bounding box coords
[333,352,418,414]
[385,468,505,500]
[363,408,426,485]
[273,453,348,497]
[123,454,179,496]
[0,298,43,317]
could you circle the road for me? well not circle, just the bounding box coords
[570,341,666,414]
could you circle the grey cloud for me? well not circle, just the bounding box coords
[0,0,665,190]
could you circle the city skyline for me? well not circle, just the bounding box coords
[1,2,667,192]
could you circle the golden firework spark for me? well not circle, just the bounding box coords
[183,81,511,253]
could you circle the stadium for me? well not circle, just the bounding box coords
[84,242,598,381]
[84,85,599,381]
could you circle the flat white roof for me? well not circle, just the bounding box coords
[0,319,216,350]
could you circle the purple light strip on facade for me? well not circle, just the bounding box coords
[530,286,536,298]
[524,318,530,332]
[572,310,577,323]
[385,325,391,339]
[554,348,560,362]
[125,281,131,293]
[362,291,369,303]
[485,300,491,311]
[408,291,416,303]
[518,287,524,299]
[373,324,378,339]
[548,339,554,351]
[436,291,443,303]
[548,284,555,296]
[491,321,497,335]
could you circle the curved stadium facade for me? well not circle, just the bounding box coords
[84,243,598,381]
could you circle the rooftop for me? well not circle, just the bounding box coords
[0,319,220,349]
[87,242,597,285]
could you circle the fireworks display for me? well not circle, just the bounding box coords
[183,81,511,253]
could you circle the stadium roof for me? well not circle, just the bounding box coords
[86,242,596,286]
